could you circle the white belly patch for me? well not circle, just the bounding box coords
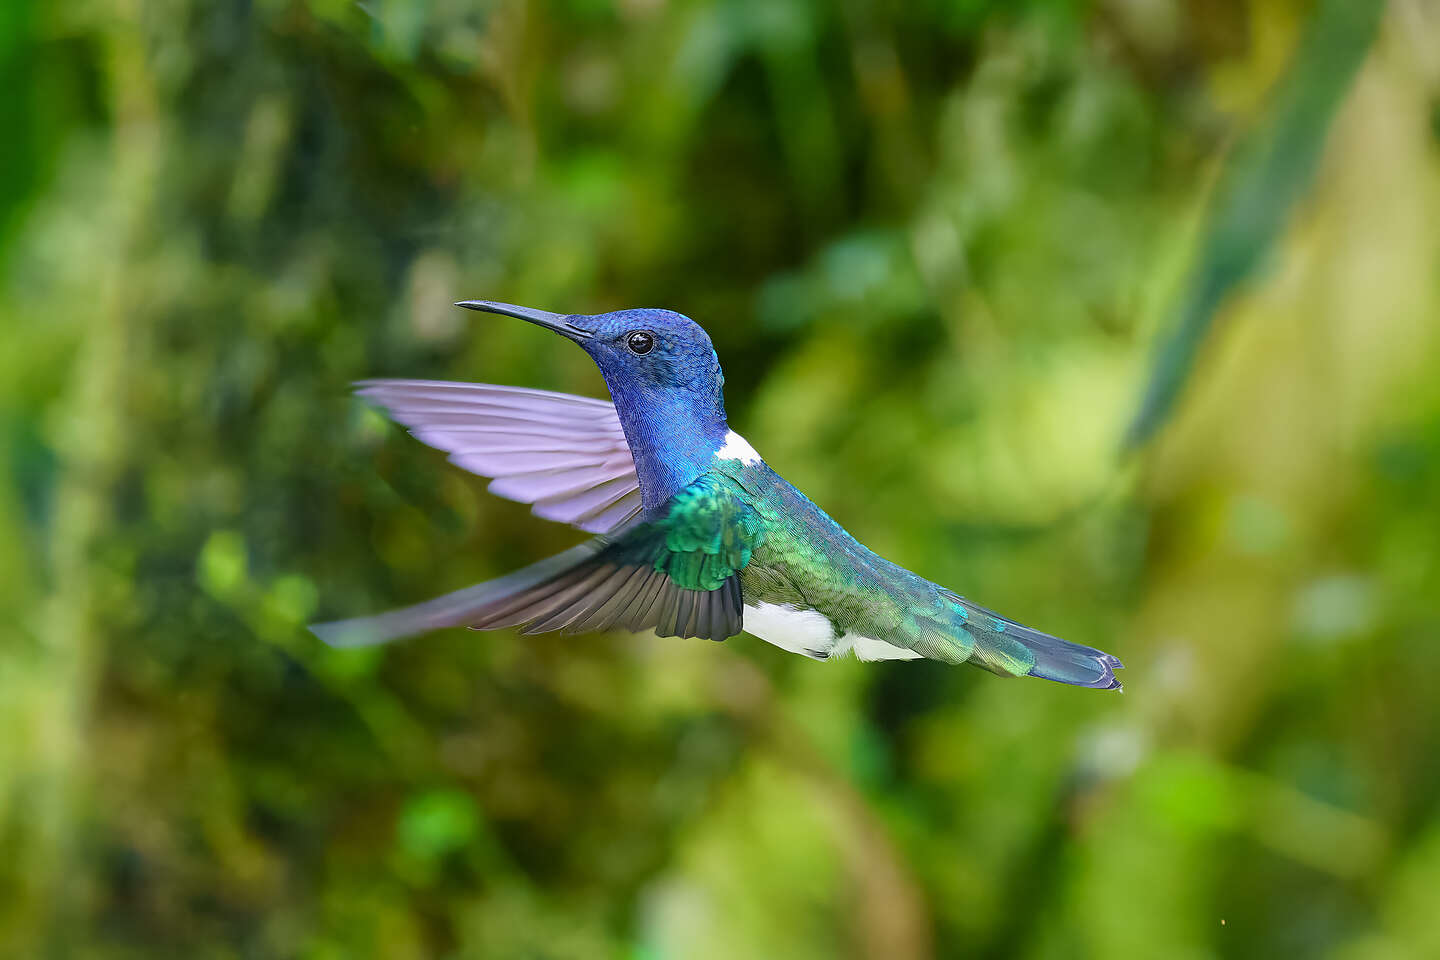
[741,603,922,662]
[742,602,835,659]
[845,634,924,661]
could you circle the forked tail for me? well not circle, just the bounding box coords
[940,591,1123,690]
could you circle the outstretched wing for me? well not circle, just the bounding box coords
[356,379,642,533]
[465,473,765,640]
[311,473,765,646]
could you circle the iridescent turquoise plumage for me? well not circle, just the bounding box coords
[311,301,1123,691]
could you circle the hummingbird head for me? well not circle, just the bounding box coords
[456,299,725,403]
[456,300,732,506]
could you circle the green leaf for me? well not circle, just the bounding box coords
[1124,0,1385,449]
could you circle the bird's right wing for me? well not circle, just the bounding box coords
[355,379,642,533]
[311,473,765,646]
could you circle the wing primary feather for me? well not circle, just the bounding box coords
[695,589,716,641]
[655,587,682,637]
[673,591,698,639]
[715,584,734,638]
[356,378,641,535]
[568,566,651,634]
[309,542,602,647]
[533,477,637,523]
[313,466,757,646]
[683,592,707,639]
[624,572,670,631]
[481,563,613,630]
[730,579,746,635]
[514,566,621,634]
[717,581,738,637]
[531,565,634,634]
[464,567,580,627]
[576,494,644,534]
[356,379,616,414]
[488,463,635,503]
[695,592,717,640]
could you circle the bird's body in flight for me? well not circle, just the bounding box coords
[311,302,1123,690]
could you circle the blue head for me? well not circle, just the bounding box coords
[457,300,731,508]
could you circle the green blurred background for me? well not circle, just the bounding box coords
[3,0,1438,956]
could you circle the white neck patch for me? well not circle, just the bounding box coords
[715,430,762,465]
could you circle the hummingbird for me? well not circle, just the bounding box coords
[311,301,1123,690]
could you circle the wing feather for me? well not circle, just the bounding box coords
[356,379,642,533]
[310,471,760,646]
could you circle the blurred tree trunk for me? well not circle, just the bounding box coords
[1,8,161,952]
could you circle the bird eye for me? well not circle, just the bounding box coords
[626,331,655,355]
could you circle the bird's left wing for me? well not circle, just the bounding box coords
[464,473,765,640]
[311,473,765,646]
[356,379,642,533]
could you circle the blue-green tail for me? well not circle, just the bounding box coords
[939,591,1123,690]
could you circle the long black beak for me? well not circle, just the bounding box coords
[454,300,593,341]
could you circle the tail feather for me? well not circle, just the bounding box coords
[1010,631,1123,690]
[942,592,1123,691]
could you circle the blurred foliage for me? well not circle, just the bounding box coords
[1123,0,1384,449]
[2,0,1439,958]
